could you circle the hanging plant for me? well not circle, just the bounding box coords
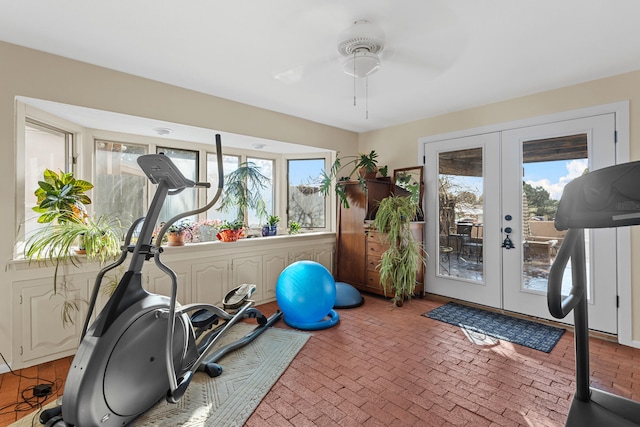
[372,194,425,307]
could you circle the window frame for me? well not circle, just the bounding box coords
[15,101,333,258]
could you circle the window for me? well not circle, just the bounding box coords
[156,147,199,224]
[23,120,72,237]
[247,157,274,227]
[206,152,240,223]
[95,140,148,227]
[287,158,326,228]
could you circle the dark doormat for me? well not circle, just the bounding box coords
[423,302,565,353]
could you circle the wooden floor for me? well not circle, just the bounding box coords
[2,295,640,426]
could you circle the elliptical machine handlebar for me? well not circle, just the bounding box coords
[152,134,224,248]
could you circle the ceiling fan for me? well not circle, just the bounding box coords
[336,20,386,119]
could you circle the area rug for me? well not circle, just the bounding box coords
[423,302,565,353]
[11,323,310,427]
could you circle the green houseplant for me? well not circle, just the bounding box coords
[372,194,425,307]
[262,215,280,236]
[216,218,245,242]
[165,219,193,246]
[288,221,301,235]
[320,150,380,209]
[218,161,270,225]
[33,169,93,224]
[23,170,123,324]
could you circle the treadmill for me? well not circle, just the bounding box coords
[548,160,640,426]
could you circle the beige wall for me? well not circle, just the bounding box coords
[359,70,640,342]
[3,39,640,366]
[0,41,358,365]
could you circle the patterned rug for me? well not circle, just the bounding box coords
[12,323,309,427]
[423,302,565,353]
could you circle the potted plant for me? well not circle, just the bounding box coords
[23,169,123,324]
[320,150,380,209]
[262,215,280,236]
[165,219,193,246]
[24,215,123,324]
[218,161,270,225]
[33,169,93,224]
[372,194,425,307]
[216,219,244,242]
[288,221,301,235]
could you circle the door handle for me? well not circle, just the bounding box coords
[502,227,515,249]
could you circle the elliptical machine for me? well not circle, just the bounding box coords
[548,160,640,426]
[40,135,282,426]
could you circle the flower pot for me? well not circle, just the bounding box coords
[261,225,277,237]
[216,229,243,242]
[167,231,186,246]
[199,225,217,242]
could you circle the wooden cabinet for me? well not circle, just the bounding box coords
[335,180,425,298]
[365,226,424,297]
[335,180,393,288]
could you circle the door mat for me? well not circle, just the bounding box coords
[423,302,565,353]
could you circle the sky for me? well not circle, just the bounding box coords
[524,159,588,200]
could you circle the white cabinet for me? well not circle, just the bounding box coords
[13,276,88,365]
[314,245,334,273]
[191,259,230,305]
[262,251,288,301]
[145,263,190,303]
[231,255,263,299]
[9,233,335,369]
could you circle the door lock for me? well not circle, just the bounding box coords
[502,227,515,249]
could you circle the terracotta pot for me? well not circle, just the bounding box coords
[167,231,186,246]
[216,229,243,242]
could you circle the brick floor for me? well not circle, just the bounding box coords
[2,295,640,426]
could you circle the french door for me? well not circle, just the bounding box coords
[424,114,618,333]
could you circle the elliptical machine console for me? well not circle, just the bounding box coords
[40,135,281,426]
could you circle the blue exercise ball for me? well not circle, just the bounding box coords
[276,261,336,325]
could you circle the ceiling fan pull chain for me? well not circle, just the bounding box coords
[365,75,369,119]
[353,51,357,107]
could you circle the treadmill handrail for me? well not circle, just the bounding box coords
[548,227,586,319]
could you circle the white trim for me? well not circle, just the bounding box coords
[419,101,635,348]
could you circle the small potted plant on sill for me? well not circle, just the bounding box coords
[196,218,222,242]
[165,219,193,246]
[262,215,280,237]
[320,150,381,209]
[216,219,244,242]
[288,221,301,235]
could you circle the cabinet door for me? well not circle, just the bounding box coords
[15,277,88,364]
[232,256,263,300]
[146,263,190,303]
[290,247,313,263]
[192,259,230,305]
[262,252,288,301]
[314,245,335,274]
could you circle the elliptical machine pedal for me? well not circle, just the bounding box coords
[223,283,256,310]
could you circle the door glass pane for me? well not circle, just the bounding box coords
[521,134,588,297]
[438,147,484,282]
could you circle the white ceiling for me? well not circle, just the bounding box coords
[3,0,640,136]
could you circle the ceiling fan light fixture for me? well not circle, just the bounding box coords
[342,50,381,78]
